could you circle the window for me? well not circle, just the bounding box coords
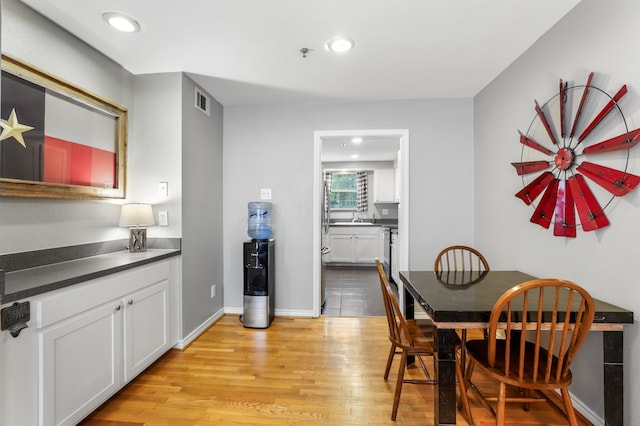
[329,172,357,210]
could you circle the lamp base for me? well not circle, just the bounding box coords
[129,228,147,252]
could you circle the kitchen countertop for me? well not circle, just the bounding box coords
[330,220,398,227]
[0,243,181,305]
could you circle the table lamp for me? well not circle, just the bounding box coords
[119,203,155,252]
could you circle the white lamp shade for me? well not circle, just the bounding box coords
[119,203,155,227]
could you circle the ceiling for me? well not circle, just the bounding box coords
[321,137,400,163]
[19,0,582,107]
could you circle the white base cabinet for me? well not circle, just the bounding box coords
[35,261,173,426]
[124,281,169,381]
[40,301,123,426]
[329,226,381,264]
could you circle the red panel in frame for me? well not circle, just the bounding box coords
[44,136,116,188]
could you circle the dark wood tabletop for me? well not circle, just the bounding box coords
[400,270,633,327]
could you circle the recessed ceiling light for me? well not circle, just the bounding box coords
[102,12,141,33]
[350,154,359,159]
[325,37,354,53]
[351,137,363,143]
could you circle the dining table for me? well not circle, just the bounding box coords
[399,269,633,426]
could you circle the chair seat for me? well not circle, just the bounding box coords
[465,338,573,390]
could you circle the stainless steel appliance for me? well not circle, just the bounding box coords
[390,229,398,283]
[381,226,391,280]
[321,179,331,308]
[243,239,275,328]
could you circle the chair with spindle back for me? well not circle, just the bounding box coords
[434,245,490,275]
[434,245,490,370]
[375,259,467,421]
[458,278,595,426]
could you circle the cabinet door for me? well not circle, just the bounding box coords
[123,280,170,381]
[40,301,123,426]
[354,234,379,263]
[374,169,395,202]
[328,234,354,262]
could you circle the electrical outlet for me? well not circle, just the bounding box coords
[158,182,168,197]
[382,209,389,215]
[260,188,272,200]
[158,211,168,226]
[210,284,216,299]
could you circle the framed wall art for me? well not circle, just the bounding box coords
[0,55,127,199]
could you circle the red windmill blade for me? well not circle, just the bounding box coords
[566,174,610,231]
[518,131,554,155]
[582,128,640,154]
[529,178,559,229]
[511,160,551,176]
[569,72,594,139]
[515,171,555,205]
[578,84,627,143]
[553,179,576,237]
[577,161,640,196]
[559,79,567,139]
[535,100,559,145]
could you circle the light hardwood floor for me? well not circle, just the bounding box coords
[81,315,591,426]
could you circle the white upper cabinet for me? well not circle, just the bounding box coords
[373,169,396,203]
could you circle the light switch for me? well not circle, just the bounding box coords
[158,211,168,226]
[158,182,168,197]
[260,188,272,200]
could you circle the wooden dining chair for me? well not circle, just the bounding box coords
[375,259,468,421]
[434,245,490,274]
[458,278,595,426]
[434,245,490,371]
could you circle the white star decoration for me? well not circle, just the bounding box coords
[0,109,34,148]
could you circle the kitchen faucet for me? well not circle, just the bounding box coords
[352,208,360,222]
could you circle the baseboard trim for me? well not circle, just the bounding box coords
[173,307,224,349]
[567,391,603,426]
[224,307,315,318]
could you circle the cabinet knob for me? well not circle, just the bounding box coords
[128,299,134,305]
[115,305,122,311]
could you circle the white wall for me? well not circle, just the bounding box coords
[132,73,183,236]
[223,99,474,313]
[474,0,640,423]
[0,0,134,253]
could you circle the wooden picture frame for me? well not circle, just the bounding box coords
[0,54,127,199]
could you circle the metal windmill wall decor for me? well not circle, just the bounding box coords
[512,72,640,237]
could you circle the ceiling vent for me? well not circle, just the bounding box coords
[195,87,210,116]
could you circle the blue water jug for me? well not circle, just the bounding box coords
[248,202,272,240]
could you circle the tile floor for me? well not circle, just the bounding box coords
[322,265,396,316]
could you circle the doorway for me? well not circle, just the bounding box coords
[312,129,410,317]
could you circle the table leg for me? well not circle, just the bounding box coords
[403,287,416,366]
[435,327,458,425]
[403,287,414,320]
[603,330,623,426]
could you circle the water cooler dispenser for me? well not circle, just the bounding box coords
[243,240,275,328]
[242,202,275,328]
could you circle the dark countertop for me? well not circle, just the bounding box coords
[1,244,181,305]
[329,219,398,228]
[400,270,634,325]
